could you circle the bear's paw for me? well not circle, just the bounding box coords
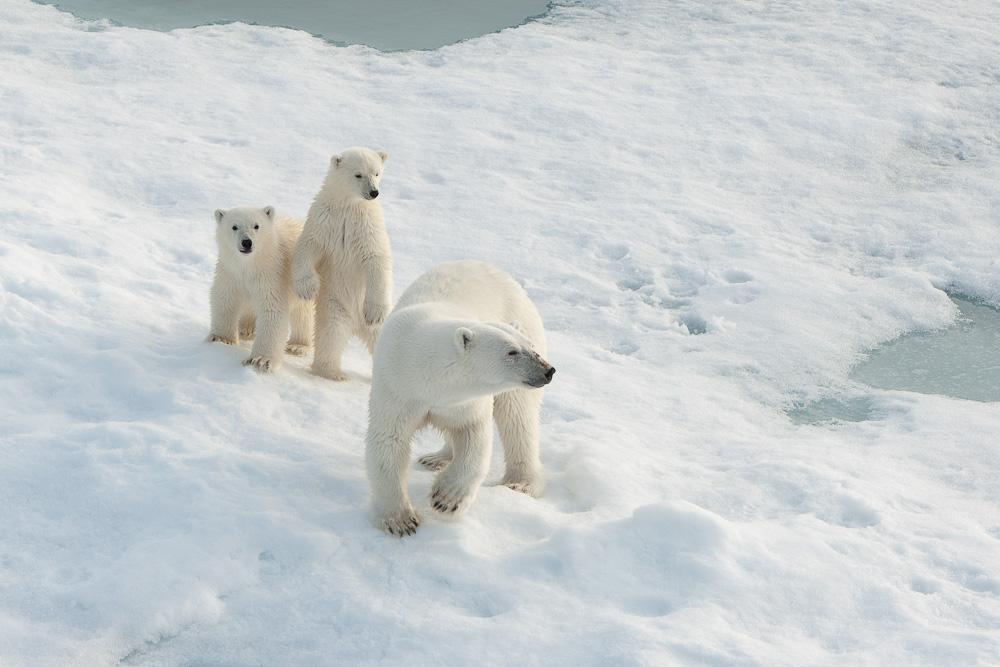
[207,333,239,346]
[379,509,420,537]
[363,298,390,327]
[429,480,475,516]
[284,343,310,357]
[293,273,320,301]
[243,355,277,372]
[417,452,452,471]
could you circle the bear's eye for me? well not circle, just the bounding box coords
[355,173,362,179]
[507,350,518,356]
[253,224,259,230]
[232,225,238,231]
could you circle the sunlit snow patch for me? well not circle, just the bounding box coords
[35,0,551,50]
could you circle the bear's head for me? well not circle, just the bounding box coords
[327,147,388,202]
[213,206,276,257]
[453,322,555,392]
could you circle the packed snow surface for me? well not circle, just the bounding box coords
[2,0,999,665]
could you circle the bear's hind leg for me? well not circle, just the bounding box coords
[286,299,313,357]
[429,416,493,515]
[495,388,546,497]
[312,296,352,381]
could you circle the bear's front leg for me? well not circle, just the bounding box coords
[366,401,422,536]
[495,388,546,497]
[244,307,288,373]
[429,418,493,515]
[207,276,245,346]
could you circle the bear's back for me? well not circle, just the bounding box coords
[394,261,545,354]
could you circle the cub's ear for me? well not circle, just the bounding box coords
[214,209,226,224]
[377,151,388,165]
[455,327,474,352]
[331,154,342,168]
[262,206,276,220]
[508,320,525,334]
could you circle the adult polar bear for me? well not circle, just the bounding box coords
[291,147,391,381]
[366,261,556,536]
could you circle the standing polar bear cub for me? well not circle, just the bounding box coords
[291,147,392,381]
[366,261,556,536]
[208,206,313,372]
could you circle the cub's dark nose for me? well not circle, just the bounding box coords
[369,189,379,199]
[545,366,556,382]
[240,238,253,253]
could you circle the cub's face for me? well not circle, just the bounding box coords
[454,322,555,392]
[331,147,388,201]
[214,206,275,256]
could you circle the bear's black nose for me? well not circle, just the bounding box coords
[369,189,379,199]
[545,367,556,381]
[241,239,252,249]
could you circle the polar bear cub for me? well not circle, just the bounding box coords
[208,205,313,372]
[366,260,556,536]
[291,147,392,381]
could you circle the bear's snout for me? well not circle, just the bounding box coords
[240,238,253,253]
[368,189,379,200]
[524,360,555,388]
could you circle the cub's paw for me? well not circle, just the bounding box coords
[363,300,390,327]
[243,356,277,372]
[285,343,310,357]
[378,509,420,537]
[429,480,475,515]
[502,480,536,496]
[500,471,545,498]
[239,327,256,340]
[207,333,238,346]
[313,365,349,382]
[293,274,320,301]
[417,453,452,471]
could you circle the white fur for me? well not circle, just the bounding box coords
[291,147,392,381]
[207,205,313,372]
[365,261,555,536]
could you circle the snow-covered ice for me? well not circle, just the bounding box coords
[1,0,999,665]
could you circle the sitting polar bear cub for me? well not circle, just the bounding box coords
[366,260,555,536]
[207,205,313,372]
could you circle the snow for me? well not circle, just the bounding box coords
[1,0,999,664]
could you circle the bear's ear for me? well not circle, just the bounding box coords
[455,327,474,352]
[331,154,342,168]
[377,151,388,165]
[214,209,226,224]
[508,320,524,334]
[262,206,276,221]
